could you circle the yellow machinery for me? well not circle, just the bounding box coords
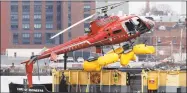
[83,44,155,71]
[141,70,186,93]
[52,69,130,92]
[52,69,186,92]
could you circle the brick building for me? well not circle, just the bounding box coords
[139,21,186,60]
[0,1,95,58]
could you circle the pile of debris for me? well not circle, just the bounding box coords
[153,62,186,70]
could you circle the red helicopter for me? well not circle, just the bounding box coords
[21,2,155,88]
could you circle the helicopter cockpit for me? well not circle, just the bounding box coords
[122,17,151,36]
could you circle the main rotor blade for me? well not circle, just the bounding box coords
[50,13,97,39]
[87,1,125,12]
[84,1,125,14]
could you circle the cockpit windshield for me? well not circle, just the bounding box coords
[121,17,149,35]
[130,17,140,26]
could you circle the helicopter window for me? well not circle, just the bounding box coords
[125,22,135,31]
[136,19,148,32]
[113,29,122,34]
[127,17,149,33]
[85,28,91,33]
[130,17,140,25]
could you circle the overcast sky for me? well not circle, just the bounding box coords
[129,2,183,14]
[97,1,186,15]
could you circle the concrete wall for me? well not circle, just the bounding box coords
[6,49,43,57]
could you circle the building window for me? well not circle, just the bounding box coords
[157,37,161,43]
[11,5,18,12]
[84,3,91,24]
[14,52,17,58]
[46,33,55,44]
[34,24,42,29]
[68,23,71,27]
[84,1,91,3]
[34,5,42,13]
[172,37,177,44]
[59,33,63,44]
[46,1,53,4]
[57,4,61,30]
[57,23,61,30]
[68,31,71,39]
[13,33,19,44]
[11,24,18,30]
[46,23,53,29]
[68,1,71,11]
[68,14,71,24]
[22,33,30,44]
[57,1,61,4]
[34,14,42,21]
[84,14,90,18]
[68,1,71,24]
[11,1,18,4]
[22,33,30,37]
[84,4,91,11]
[34,1,42,4]
[22,15,30,21]
[84,5,91,9]
[22,5,30,12]
[84,23,90,33]
[34,33,42,44]
[22,1,30,4]
[46,14,53,21]
[84,23,90,28]
[57,14,61,20]
[57,4,61,12]
[34,33,42,38]
[32,52,34,56]
[67,1,71,40]
[22,24,30,30]
[46,5,53,12]
[11,15,18,21]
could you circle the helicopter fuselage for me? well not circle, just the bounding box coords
[26,15,154,61]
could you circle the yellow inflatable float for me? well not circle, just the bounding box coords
[83,53,119,71]
[83,44,155,71]
[133,44,155,54]
[120,51,136,66]
[83,59,102,71]
[120,44,155,66]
